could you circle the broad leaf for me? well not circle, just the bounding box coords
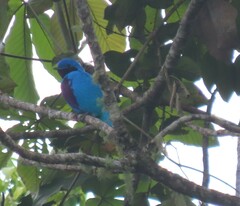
[0,56,17,94]
[17,163,40,193]
[201,53,234,101]
[147,0,174,9]
[29,14,58,80]
[5,6,39,103]
[0,148,12,169]
[89,0,126,53]
[26,0,53,17]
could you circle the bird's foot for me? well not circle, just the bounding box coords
[79,112,89,123]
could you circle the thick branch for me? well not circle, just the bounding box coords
[21,158,90,172]
[0,128,126,170]
[0,92,112,134]
[138,154,240,206]
[1,124,240,205]
[8,126,95,140]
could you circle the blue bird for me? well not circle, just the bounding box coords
[57,58,112,126]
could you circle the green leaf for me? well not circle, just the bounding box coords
[67,1,83,47]
[104,0,145,32]
[40,94,67,110]
[33,171,86,206]
[8,0,23,9]
[137,42,160,79]
[161,192,196,206]
[2,166,16,179]
[26,0,53,17]
[29,14,59,80]
[151,183,172,201]
[130,7,146,42]
[0,56,17,94]
[215,64,234,101]
[105,49,138,81]
[136,179,154,194]
[174,56,201,81]
[233,55,240,95]
[0,74,17,94]
[0,0,23,41]
[86,198,123,206]
[50,9,69,54]
[183,37,207,62]
[0,148,12,169]
[145,6,162,32]
[164,118,218,147]
[5,7,39,103]
[82,176,124,198]
[18,194,33,206]
[0,0,12,41]
[166,0,189,23]
[147,0,174,9]
[17,163,40,193]
[156,22,179,44]
[161,80,207,108]
[200,53,217,91]
[14,186,27,200]
[201,53,234,101]
[50,1,83,54]
[105,45,160,81]
[37,117,69,131]
[132,193,149,206]
[89,0,126,53]
[231,0,240,9]
[129,6,162,49]
[181,80,207,107]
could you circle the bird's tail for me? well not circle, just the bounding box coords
[101,111,112,126]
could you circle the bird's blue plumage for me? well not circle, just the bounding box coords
[57,58,112,126]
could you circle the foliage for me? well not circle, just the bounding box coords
[0,0,240,205]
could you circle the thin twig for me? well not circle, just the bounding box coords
[116,0,186,89]
[152,114,240,145]
[202,89,217,195]
[59,172,81,206]
[187,124,240,137]
[165,155,239,193]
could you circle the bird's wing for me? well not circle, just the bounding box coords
[66,71,104,116]
[61,77,80,112]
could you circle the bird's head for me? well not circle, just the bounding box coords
[57,58,84,78]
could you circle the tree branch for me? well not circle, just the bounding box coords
[152,114,240,145]
[138,154,240,206]
[116,0,186,89]
[76,0,133,151]
[0,128,126,170]
[8,126,95,140]
[0,91,112,134]
[20,157,91,172]
[1,121,240,205]
[187,123,240,138]
[202,89,216,194]
[124,0,207,112]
